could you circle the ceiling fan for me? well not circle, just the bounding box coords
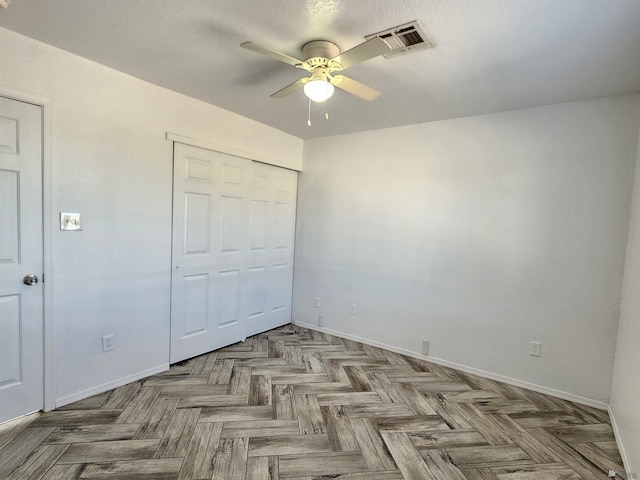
[241,37,391,103]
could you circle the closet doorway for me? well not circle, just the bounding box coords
[170,143,297,363]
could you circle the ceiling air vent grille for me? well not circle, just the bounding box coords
[365,21,434,58]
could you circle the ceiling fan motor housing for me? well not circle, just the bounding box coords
[302,40,340,63]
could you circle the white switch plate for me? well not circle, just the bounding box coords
[102,335,114,352]
[529,341,542,357]
[60,212,82,231]
[314,297,320,308]
[349,304,357,315]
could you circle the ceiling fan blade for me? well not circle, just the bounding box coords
[241,42,304,68]
[331,75,381,101]
[271,78,306,98]
[331,37,391,70]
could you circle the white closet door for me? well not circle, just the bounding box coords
[170,144,297,363]
[245,162,297,337]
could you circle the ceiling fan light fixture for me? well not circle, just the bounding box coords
[303,79,334,102]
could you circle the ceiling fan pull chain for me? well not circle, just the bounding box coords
[307,98,312,126]
[325,101,329,120]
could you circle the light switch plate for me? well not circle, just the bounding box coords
[60,212,82,231]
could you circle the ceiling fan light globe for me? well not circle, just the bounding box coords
[304,79,334,102]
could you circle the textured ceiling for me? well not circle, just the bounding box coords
[1,0,640,139]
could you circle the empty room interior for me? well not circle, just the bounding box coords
[1,1,640,479]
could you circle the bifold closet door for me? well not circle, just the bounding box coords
[170,143,297,363]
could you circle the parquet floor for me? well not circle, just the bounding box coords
[0,324,627,479]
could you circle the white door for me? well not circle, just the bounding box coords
[0,97,43,423]
[171,144,297,363]
[245,161,297,337]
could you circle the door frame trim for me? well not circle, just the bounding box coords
[0,86,55,412]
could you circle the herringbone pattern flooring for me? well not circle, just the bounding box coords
[0,324,626,479]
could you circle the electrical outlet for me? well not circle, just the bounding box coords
[421,339,430,355]
[349,303,357,315]
[314,297,320,308]
[318,315,323,327]
[529,341,541,357]
[102,335,114,352]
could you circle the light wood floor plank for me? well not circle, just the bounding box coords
[350,417,396,471]
[134,395,181,439]
[570,442,627,480]
[446,445,532,468]
[381,431,437,480]
[548,423,616,444]
[248,434,331,457]
[197,406,273,422]
[154,407,200,458]
[5,444,69,480]
[57,439,160,464]
[376,415,450,433]
[79,457,183,480]
[208,358,234,384]
[321,405,359,452]
[294,394,325,434]
[0,427,57,478]
[0,412,42,450]
[411,429,487,449]
[40,464,85,480]
[115,386,164,424]
[245,455,278,480]
[248,374,272,406]
[421,448,468,480]
[44,424,140,444]
[394,383,438,417]
[487,413,560,463]
[490,463,582,480]
[30,410,121,427]
[272,384,296,420]
[221,419,299,439]
[278,452,368,478]
[211,437,248,480]
[527,427,614,479]
[367,372,405,404]
[178,422,222,480]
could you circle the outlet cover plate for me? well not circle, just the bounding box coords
[60,212,82,231]
[421,340,430,355]
[102,335,114,352]
[529,341,542,357]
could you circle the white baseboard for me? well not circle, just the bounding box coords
[55,364,169,408]
[294,321,608,410]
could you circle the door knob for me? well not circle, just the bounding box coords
[23,274,39,285]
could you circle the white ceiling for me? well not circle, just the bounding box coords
[1,0,640,139]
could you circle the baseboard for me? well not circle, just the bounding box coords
[55,364,169,408]
[294,321,608,410]
[609,406,634,477]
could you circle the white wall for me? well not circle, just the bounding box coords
[0,27,303,404]
[610,126,640,474]
[294,95,640,405]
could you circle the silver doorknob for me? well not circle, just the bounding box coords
[23,274,39,285]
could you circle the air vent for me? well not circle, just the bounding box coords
[365,21,434,58]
